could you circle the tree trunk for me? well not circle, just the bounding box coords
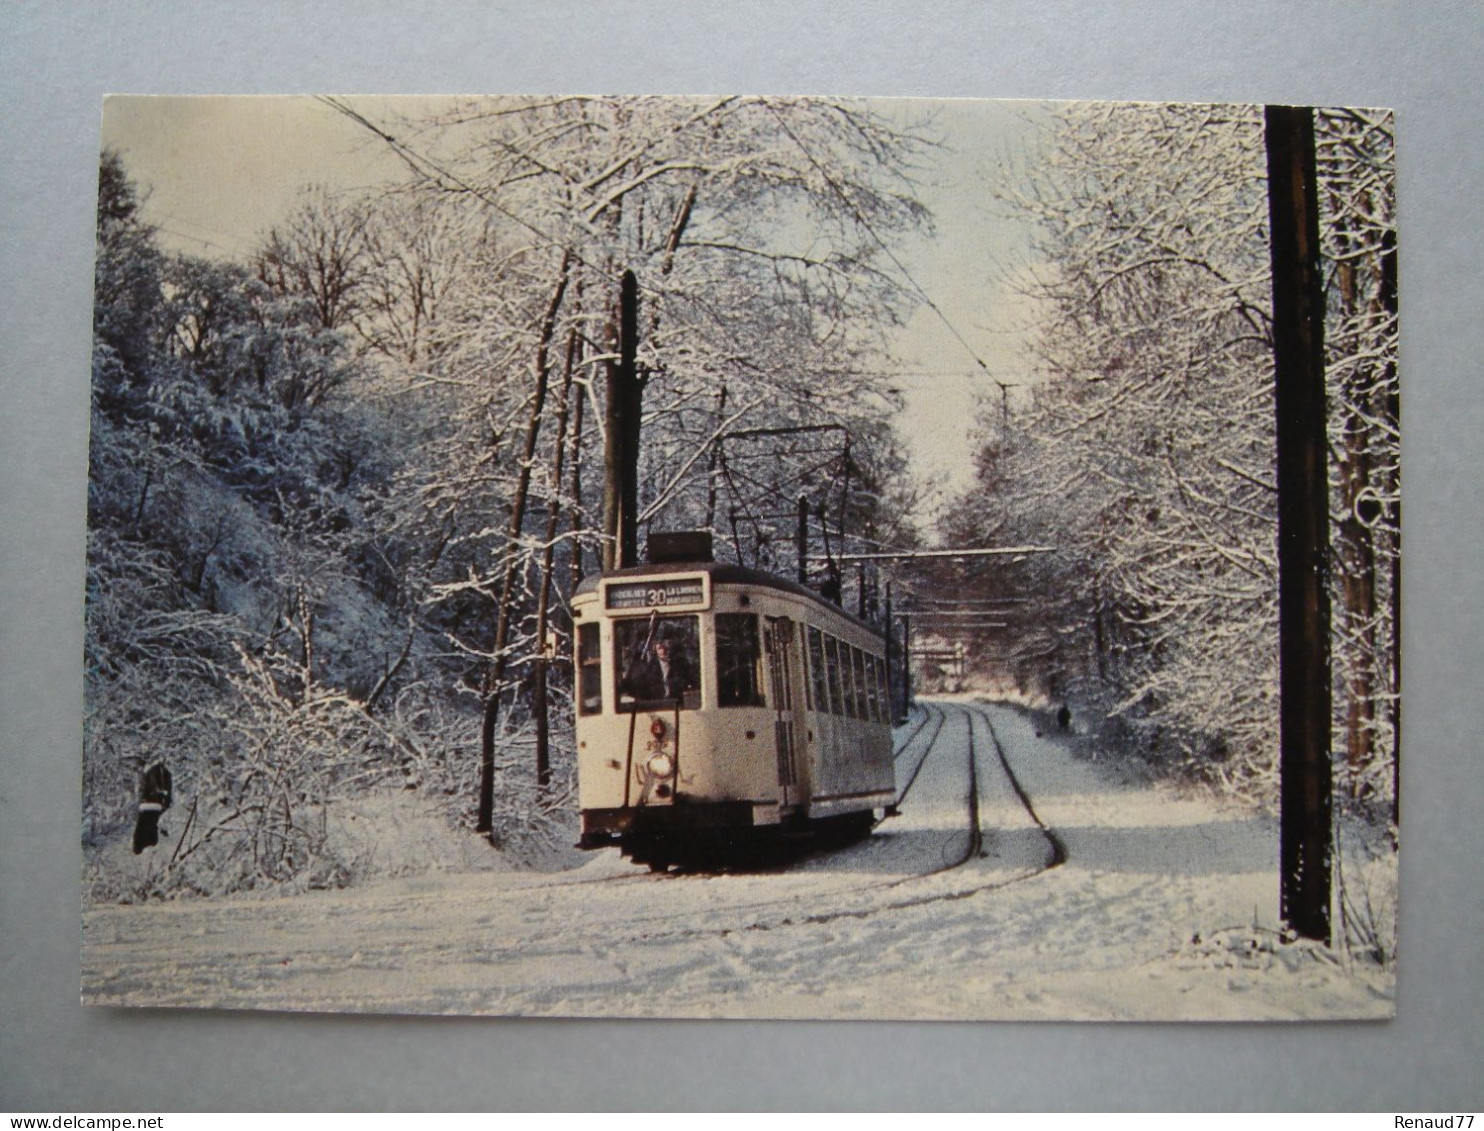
[532,318,582,789]
[1330,210,1378,796]
[478,251,571,833]
[1380,228,1400,827]
[567,370,587,593]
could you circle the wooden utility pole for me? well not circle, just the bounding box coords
[705,386,729,533]
[900,613,912,715]
[796,495,809,585]
[1265,104,1333,944]
[602,270,642,571]
[884,580,896,723]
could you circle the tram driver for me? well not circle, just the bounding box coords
[619,622,699,706]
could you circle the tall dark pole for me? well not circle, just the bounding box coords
[602,269,642,571]
[599,268,641,566]
[705,385,729,533]
[618,270,641,569]
[900,614,912,715]
[796,494,809,585]
[1266,104,1333,944]
[884,580,895,723]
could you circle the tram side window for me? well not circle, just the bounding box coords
[824,635,845,717]
[807,626,828,713]
[800,627,813,711]
[614,615,701,711]
[716,613,765,708]
[577,622,603,716]
[865,653,881,722]
[838,644,857,719]
[853,647,870,719]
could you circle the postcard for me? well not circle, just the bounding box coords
[82,96,1397,1019]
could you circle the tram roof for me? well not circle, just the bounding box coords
[573,560,885,638]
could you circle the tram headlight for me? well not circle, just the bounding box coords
[646,751,676,779]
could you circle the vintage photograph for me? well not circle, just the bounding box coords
[80,95,1398,1020]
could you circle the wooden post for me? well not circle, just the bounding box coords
[901,614,912,715]
[1266,104,1333,944]
[705,385,728,535]
[796,494,809,585]
[884,580,895,722]
[602,269,642,571]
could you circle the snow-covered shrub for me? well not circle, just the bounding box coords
[1334,823,1398,968]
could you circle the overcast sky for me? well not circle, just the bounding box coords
[100,95,1048,509]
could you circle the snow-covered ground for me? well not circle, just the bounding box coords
[80,700,1395,1020]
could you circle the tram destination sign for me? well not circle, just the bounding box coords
[604,576,708,611]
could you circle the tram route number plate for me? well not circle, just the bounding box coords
[605,577,706,610]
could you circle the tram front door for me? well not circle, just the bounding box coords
[763,617,798,808]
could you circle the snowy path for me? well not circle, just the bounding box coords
[81,700,1393,1020]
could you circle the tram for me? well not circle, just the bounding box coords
[571,532,896,869]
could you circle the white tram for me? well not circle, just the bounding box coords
[571,534,896,869]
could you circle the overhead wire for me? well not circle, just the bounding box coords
[762,99,999,382]
[316,96,660,300]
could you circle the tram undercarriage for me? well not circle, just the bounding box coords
[580,802,879,871]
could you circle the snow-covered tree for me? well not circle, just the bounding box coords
[321,96,935,796]
[1317,109,1399,811]
[86,97,939,890]
[953,103,1397,813]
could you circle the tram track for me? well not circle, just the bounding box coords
[963,699,1067,869]
[594,699,1015,938]
[891,703,935,763]
[603,703,1071,944]
[514,702,954,894]
[525,699,1068,935]
[890,701,947,808]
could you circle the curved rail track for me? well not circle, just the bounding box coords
[518,699,1068,929]
[570,699,1068,942]
[518,701,954,894]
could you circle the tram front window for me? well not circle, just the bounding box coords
[614,615,701,711]
[716,613,765,707]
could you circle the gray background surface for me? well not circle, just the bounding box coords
[3,0,1480,1111]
